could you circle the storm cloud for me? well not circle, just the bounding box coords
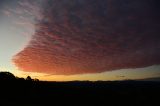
[12,0,160,75]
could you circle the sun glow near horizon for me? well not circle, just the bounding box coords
[1,65,160,81]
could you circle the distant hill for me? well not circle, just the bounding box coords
[0,72,160,106]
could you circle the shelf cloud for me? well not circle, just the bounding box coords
[12,0,160,75]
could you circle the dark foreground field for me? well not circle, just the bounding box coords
[0,73,160,106]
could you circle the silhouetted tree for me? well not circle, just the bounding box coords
[0,72,16,80]
[34,78,39,82]
[26,76,32,81]
[18,77,25,81]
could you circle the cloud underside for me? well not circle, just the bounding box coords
[12,0,160,75]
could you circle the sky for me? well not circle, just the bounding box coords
[0,0,160,81]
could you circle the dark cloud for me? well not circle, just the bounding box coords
[12,0,160,75]
[116,76,125,78]
[139,77,160,81]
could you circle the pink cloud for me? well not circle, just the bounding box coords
[12,0,160,75]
